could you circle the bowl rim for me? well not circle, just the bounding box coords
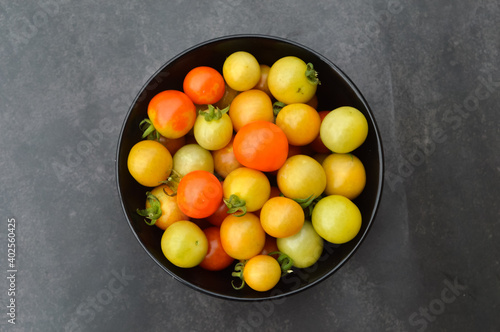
[115,33,384,301]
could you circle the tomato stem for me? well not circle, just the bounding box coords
[268,251,294,275]
[160,169,181,196]
[136,192,162,226]
[305,63,320,86]
[224,194,247,217]
[139,118,161,141]
[231,261,247,290]
[199,104,229,122]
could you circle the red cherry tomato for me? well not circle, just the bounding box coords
[177,170,223,219]
[148,90,197,139]
[233,121,288,172]
[199,227,235,271]
[183,66,225,105]
[206,199,230,227]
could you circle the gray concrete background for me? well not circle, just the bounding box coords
[1,0,499,331]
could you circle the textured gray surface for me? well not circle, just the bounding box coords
[0,0,499,331]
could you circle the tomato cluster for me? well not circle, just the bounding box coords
[127,51,369,292]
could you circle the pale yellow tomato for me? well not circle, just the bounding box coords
[222,51,261,91]
[268,56,319,104]
[311,195,362,244]
[320,106,368,153]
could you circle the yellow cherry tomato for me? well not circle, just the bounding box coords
[268,56,319,104]
[222,51,261,91]
[139,184,188,230]
[220,213,266,260]
[223,167,271,212]
[228,89,274,132]
[127,140,172,187]
[322,153,366,200]
[243,255,282,292]
[275,103,321,146]
[277,221,323,268]
[260,196,305,238]
[277,155,326,200]
[320,106,368,153]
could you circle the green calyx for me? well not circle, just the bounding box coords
[136,192,162,226]
[139,118,160,141]
[160,169,181,196]
[305,63,320,86]
[224,194,247,217]
[273,101,287,117]
[199,105,229,122]
[291,194,323,219]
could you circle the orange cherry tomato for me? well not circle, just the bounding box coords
[243,255,282,292]
[147,90,197,139]
[183,66,225,105]
[275,103,321,146]
[199,227,235,271]
[212,137,242,178]
[176,170,223,219]
[220,213,266,260]
[260,196,305,238]
[228,89,274,131]
[233,121,289,172]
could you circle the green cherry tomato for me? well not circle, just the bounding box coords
[194,106,233,151]
[311,195,362,244]
[277,221,323,268]
[161,220,208,268]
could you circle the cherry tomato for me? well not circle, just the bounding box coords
[158,135,186,156]
[228,89,274,132]
[243,255,281,292]
[183,66,225,105]
[260,196,305,238]
[223,167,271,213]
[309,110,331,154]
[260,234,279,257]
[220,212,266,260]
[212,137,242,178]
[322,153,366,199]
[222,51,261,91]
[254,64,272,97]
[194,106,233,150]
[161,220,208,268]
[127,140,172,187]
[275,103,321,146]
[214,84,239,110]
[277,155,326,200]
[199,227,234,271]
[311,195,362,244]
[177,170,223,219]
[138,184,188,230]
[206,198,229,227]
[147,90,196,139]
[172,144,214,177]
[233,121,289,172]
[320,106,368,153]
[277,221,323,268]
[268,56,319,104]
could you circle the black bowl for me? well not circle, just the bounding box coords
[116,34,384,301]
